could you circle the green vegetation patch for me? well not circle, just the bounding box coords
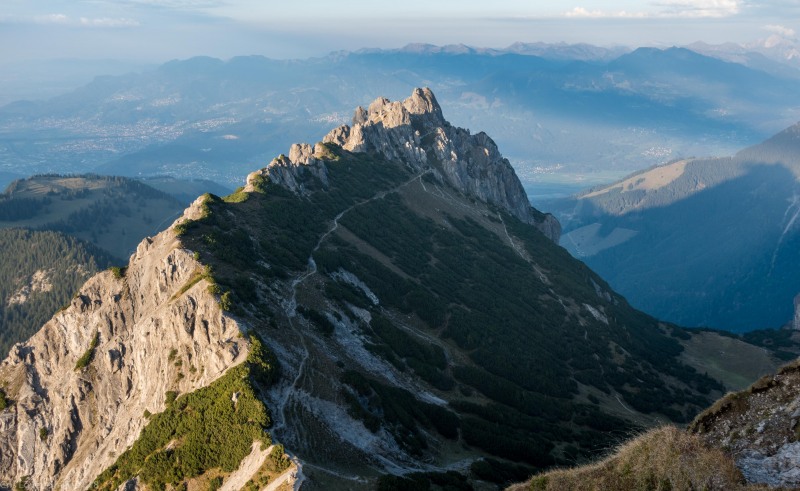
[92,335,277,491]
[74,331,100,370]
[223,187,249,203]
[0,388,9,410]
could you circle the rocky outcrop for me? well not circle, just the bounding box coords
[690,360,800,488]
[245,88,561,242]
[793,293,800,330]
[0,211,248,490]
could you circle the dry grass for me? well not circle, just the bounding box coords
[583,160,690,199]
[508,426,767,491]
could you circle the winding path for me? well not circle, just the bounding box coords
[271,170,432,461]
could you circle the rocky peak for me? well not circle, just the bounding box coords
[247,87,561,242]
[0,217,248,490]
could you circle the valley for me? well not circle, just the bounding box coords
[550,122,800,332]
[0,27,800,489]
[4,45,799,193]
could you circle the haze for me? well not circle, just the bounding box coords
[1,0,799,63]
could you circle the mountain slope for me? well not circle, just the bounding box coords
[0,216,255,490]
[691,359,800,488]
[0,229,113,358]
[512,357,800,490]
[0,174,184,260]
[0,88,754,490]
[168,89,726,486]
[551,122,800,331]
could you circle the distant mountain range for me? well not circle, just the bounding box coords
[549,122,800,331]
[3,44,800,190]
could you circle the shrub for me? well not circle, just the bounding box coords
[165,391,178,405]
[110,266,127,279]
[75,332,100,370]
[220,291,233,311]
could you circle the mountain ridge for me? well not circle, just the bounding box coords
[0,88,770,490]
[246,87,560,242]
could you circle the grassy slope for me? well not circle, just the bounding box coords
[678,331,784,391]
[508,426,763,491]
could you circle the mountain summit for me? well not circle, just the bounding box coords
[0,89,739,490]
[247,87,561,242]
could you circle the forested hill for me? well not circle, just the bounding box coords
[0,174,185,260]
[0,228,113,357]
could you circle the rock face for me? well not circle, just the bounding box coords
[246,88,561,242]
[0,208,248,490]
[691,360,800,488]
[793,293,800,330]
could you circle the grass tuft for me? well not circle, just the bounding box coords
[508,426,754,491]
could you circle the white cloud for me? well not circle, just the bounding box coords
[565,7,604,18]
[566,0,741,19]
[31,14,140,28]
[116,0,224,9]
[79,17,140,27]
[565,7,648,18]
[655,0,741,18]
[34,13,70,24]
[764,23,797,38]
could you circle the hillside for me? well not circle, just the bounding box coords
[0,89,779,490]
[0,229,113,357]
[550,122,800,331]
[512,357,800,490]
[0,174,184,259]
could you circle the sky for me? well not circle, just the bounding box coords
[0,0,799,64]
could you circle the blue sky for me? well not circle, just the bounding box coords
[1,1,799,63]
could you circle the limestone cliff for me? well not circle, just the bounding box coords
[0,201,248,490]
[245,88,561,242]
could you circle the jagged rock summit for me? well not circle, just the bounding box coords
[247,87,561,242]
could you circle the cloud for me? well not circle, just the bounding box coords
[34,13,70,24]
[764,23,797,38]
[654,0,741,18]
[32,14,140,28]
[115,0,225,10]
[79,17,140,27]
[565,0,741,19]
[565,7,647,18]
